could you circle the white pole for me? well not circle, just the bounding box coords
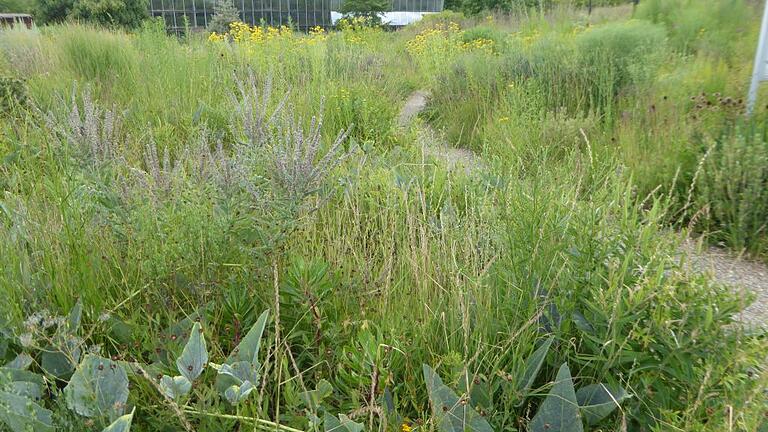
[747,0,768,115]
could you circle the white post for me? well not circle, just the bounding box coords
[747,0,768,115]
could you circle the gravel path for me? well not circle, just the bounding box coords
[400,91,767,328]
[398,90,431,127]
[399,90,483,174]
[682,239,768,329]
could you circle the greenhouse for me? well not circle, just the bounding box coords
[150,0,443,33]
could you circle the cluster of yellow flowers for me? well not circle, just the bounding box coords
[459,37,495,53]
[516,29,541,46]
[208,22,327,45]
[336,15,375,31]
[406,22,495,56]
[405,22,461,55]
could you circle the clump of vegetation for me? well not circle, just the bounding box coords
[0,2,766,431]
[35,0,148,28]
[207,0,240,34]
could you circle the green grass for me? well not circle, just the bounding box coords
[0,2,766,431]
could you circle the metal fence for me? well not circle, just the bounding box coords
[150,0,443,33]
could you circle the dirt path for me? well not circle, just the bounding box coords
[682,239,768,329]
[398,90,482,174]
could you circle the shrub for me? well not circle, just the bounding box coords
[460,24,506,52]
[207,0,240,34]
[636,0,753,60]
[574,20,667,116]
[35,0,148,27]
[691,123,768,256]
[68,0,148,29]
[340,0,391,26]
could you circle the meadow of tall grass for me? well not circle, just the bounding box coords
[0,2,766,431]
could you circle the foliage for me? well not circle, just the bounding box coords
[35,0,148,27]
[0,5,766,432]
[339,0,391,25]
[207,0,240,34]
[68,0,148,29]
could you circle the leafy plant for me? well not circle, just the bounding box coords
[575,384,630,426]
[207,0,240,34]
[529,363,582,432]
[423,364,493,432]
[0,361,53,432]
[160,321,208,400]
[102,408,135,432]
[323,411,364,432]
[213,310,269,404]
[64,354,129,419]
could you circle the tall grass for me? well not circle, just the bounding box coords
[0,4,766,432]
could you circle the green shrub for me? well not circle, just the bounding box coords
[461,24,506,52]
[35,0,147,27]
[574,20,667,116]
[207,0,240,34]
[636,0,753,60]
[68,0,148,29]
[692,123,768,256]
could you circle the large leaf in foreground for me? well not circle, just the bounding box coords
[519,336,554,397]
[0,389,55,432]
[64,355,129,418]
[176,322,208,382]
[102,408,135,432]
[576,384,630,426]
[529,363,583,432]
[323,412,364,432]
[225,310,269,364]
[423,364,493,432]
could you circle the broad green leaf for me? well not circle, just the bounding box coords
[529,363,583,432]
[218,361,260,385]
[176,322,208,382]
[571,311,595,334]
[67,299,83,333]
[323,412,364,432]
[41,340,81,379]
[299,379,333,411]
[223,381,255,404]
[159,375,192,400]
[64,354,129,418]
[458,369,492,410]
[576,384,630,426]
[102,408,135,432]
[422,364,493,432]
[4,353,32,370]
[107,317,134,345]
[0,367,45,400]
[0,389,55,432]
[381,387,403,429]
[519,336,554,396]
[225,310,269,365]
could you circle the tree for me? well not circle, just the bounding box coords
[35,0,72,23]
[69,0,148,28]
[34,0,148,28]
[207,0,240,34]
[340,0,390,25]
